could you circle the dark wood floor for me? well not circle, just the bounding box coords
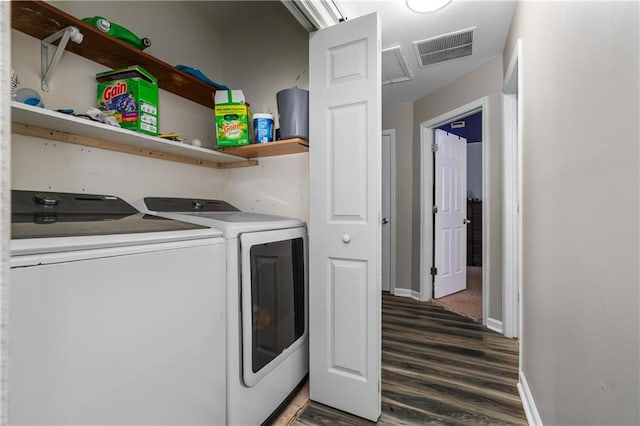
[293,294,526,425]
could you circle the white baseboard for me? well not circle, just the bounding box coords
[393,288,421,301]
[487,317,503,333]
[518,372,543,426]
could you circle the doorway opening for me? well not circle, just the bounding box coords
[382,129,397,295]
[419,97,491,328]
[430,111,483,322]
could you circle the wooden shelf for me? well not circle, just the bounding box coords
[11,0,220,108]
[217,138,309,158]
[10,2,302,164]
[11,102,257,169]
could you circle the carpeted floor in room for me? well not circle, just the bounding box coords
[431,266,482,322]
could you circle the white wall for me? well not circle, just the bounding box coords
[50,1,225,81]
[1,2,11,423]
[504,2,639,424]
[382,102,414,290]
[412,56,503,318]
[223,154,309,220]
[221,3,309,129]
[11,1,309,221]
[219,2,309,220]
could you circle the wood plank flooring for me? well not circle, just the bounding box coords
[293,294,526,425]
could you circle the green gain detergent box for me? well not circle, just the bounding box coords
[96,65,159,136]
[214,90,252,147]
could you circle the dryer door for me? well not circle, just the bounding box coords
[240,227,307,387]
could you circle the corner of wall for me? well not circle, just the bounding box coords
[393,288,421,301]
[486,318,503,334]
[518,372,544,426]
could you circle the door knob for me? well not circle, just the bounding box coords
[342,234,351,243]
[382,217,389,224]
[463,218,471,225]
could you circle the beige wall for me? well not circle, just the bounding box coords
[11,2,309,221]
[220,4,310,219]
[504,2,639,424]
[382,102,414,290]
[222,4,309,129]
[412,56,504,320]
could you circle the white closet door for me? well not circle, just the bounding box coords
[308,12,382,422]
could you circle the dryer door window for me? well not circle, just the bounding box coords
[250,237,304,373]
[240,227,307,387]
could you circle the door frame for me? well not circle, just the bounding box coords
[1,2,11,424]
[502,39,523,340]
[382,129,397,295]
[419,97,490,326]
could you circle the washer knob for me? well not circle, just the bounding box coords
[34,193,59,206]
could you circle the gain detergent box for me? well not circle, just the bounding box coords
[214,90,252,147]
[96,65,159,136]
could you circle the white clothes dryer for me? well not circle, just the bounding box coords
[10,190,227,425]
[137,197,308,426]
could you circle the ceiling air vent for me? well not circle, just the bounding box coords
[382,45,413,85]
[413,27,475,67]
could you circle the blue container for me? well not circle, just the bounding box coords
[253,113,274,144]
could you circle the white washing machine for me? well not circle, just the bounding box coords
[137,197,308,426]
[10,190,227,425]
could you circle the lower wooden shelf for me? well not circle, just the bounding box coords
[216,138,309,158]
[11,102,256,169]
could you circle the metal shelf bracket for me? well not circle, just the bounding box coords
[41,26,84,92]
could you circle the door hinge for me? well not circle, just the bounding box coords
[432,205,438,214]
[430,266,438,276]
[431,143,438,152]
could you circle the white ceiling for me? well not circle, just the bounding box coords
[185,0,515,105]
[338,0,516,104]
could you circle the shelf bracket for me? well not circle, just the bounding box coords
[41,26,84,92]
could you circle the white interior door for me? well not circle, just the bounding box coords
[309,12,381,422]
[381,132,391,293]
[434,129,467,298]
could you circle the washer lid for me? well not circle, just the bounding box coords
[139,197,306,238]
[183,211,305,237]
[143,197,239,213]
[12,190,219,240]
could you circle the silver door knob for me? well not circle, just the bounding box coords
[342,234,351,243]
[463,218,471,224]
[382,217,389,224]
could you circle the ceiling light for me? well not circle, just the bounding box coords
[406,0,452,13]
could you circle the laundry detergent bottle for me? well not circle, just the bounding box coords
[82,16,151,50]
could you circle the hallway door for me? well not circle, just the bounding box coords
[434,129,467,298]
